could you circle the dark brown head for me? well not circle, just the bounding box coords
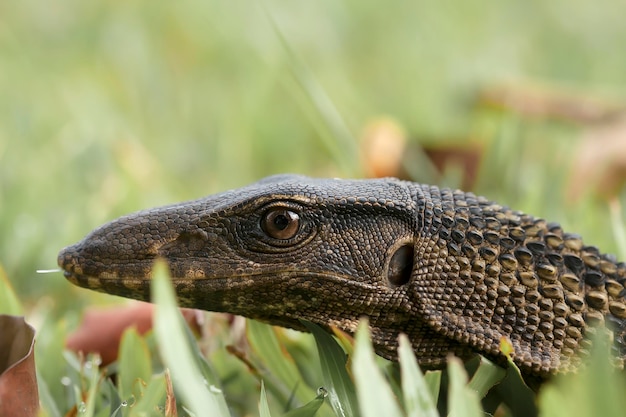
[58,175,426,353]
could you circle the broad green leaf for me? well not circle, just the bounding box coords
[283,388,327,417]
[383,362,404,407]
[61,354,103,417]
[352,319,402,417]
[179,316,225,397]
[424,371,442,406]
[397,334,438,417]
[95,404,114,417]
[539,330,626,417]
[491,356,537,417]
[128,374,167,417]
[259,381,274,417]
[36,369,61,417]
[57,351,102,415]
[330,327,355,358]
[118,327,152,401]
[83,355,104,417]
[247,319,316,406]
[467,357,505,398]
[301,321,358,417]
[103,378,123,417]
[539,383,574,417]
[447,357,482,417]
[36,316,73,408]
[151,261,230,417]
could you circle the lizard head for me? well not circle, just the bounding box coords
[58,174,436,358]
[59,174,626,376]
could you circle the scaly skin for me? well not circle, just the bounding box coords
[57,175,626,378]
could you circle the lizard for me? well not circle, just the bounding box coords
[57,174,626,378]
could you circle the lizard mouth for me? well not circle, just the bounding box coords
[61,255,396,302]
[61,268,154,302]
[61,265,404,333]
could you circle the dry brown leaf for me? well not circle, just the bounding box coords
[567,117,626,202]
[164,369,177,417]
[0,315,39,417]
[361,116,408,178]
[477,83,624,124]
[422,145,482,191]
[360,116,482,190]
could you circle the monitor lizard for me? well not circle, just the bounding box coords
[57,174,626,378]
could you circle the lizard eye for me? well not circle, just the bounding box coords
[261,208,300,240]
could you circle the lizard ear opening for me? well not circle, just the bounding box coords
[387,244,414,287]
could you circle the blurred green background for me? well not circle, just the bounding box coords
[2,0,626,314]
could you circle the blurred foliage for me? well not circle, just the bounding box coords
[3,0,626,416]
[3,0,626,302]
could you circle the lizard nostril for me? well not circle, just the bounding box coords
[58,247,76,270]
[387,244,414,287]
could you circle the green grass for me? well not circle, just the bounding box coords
[3,0,626,416]
[9,265,626,416]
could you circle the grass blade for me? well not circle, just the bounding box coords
[82,356,103,417]
[538,330,626,417]
[117,327,152,401]
[128,374,166,417]
[264,7,359,175]
[259,381,274,417]
[447,357,482,417]
[424,371,442,406]
[352,319,402,417]
[283,388,326,417]
[397,334,438,417]
[301,321,358,417]
[151,260,230,416]
[247,319,316,406]
[467,357,505,398]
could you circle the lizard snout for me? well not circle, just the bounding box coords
[58,244,82,275]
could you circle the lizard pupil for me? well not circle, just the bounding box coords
[261,208,300,240]
[274,214,290,230]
